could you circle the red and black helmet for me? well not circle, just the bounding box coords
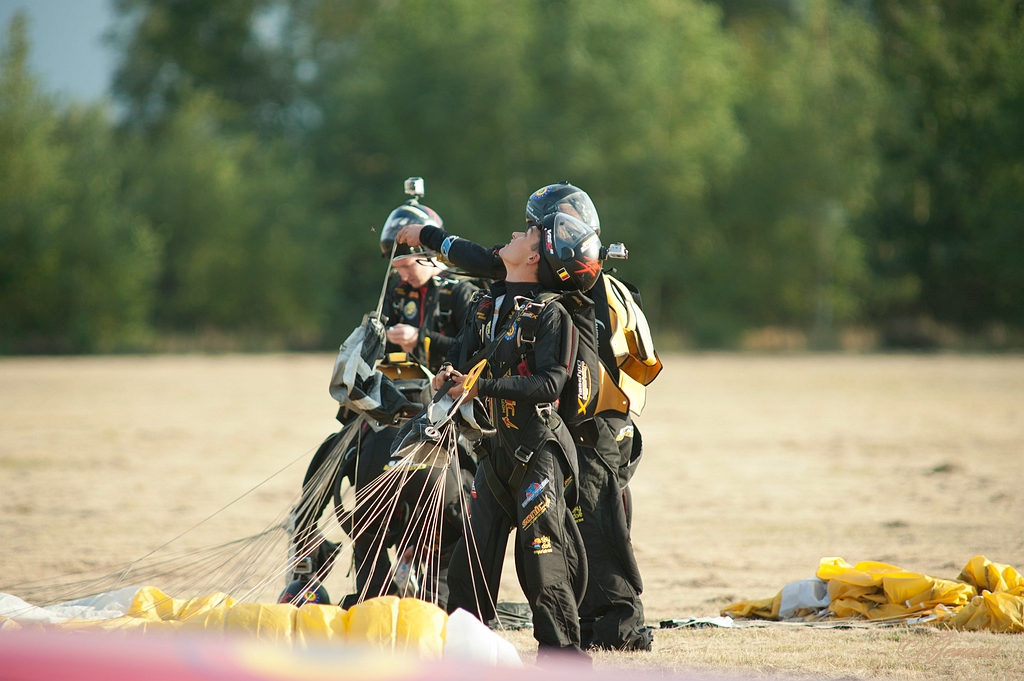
[379,202,443,259]
[537,212,603,293]
[526,182,600,235]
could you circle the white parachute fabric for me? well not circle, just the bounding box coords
[0,587,142,626]
[0,594,67,626]
[427,395,493,442]
[778,579,830,619]
[328,315,419,429]
[443,608,522,666]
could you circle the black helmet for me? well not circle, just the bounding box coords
[526,182,600,235]
[537,212,603,293]
[278,579,330,605]
[380,202,443,259]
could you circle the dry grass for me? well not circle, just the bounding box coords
[1,353,1023,678]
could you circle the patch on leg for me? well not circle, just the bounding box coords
[531,535,553,554]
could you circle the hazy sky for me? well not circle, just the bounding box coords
[0,0,115,102]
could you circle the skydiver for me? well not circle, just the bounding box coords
[398,183,655,651]
[436,213,603,663]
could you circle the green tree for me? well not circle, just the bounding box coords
[121,91,333,345]
[519,0,747,343]
[706,0,886,347]
[0,14,158,352]
[865,0,1024,340]
[109,0,301,134]
[300,0,746,339]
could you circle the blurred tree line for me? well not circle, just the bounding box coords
[1,0,1021,353]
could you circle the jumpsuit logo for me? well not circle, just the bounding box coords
[531,535,553,555]
[576,360,591,413]
[522,496,551,530]
[500,399,517,430]
[522,478,550,507]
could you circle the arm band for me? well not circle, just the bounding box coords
[441,235,460,260]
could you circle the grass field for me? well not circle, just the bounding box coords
[2,353,1022,678]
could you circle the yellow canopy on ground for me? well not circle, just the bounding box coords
[2,589,451,659]
[722,555,1024,633]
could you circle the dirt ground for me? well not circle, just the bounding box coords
[2,353,1023,678]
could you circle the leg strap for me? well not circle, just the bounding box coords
[481,446,537,521]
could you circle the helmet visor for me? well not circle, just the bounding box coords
[550,212,598,260]
[555,192,599,233]
[380,204,441,257]
[539,212,602,292]
[382,204,438,236]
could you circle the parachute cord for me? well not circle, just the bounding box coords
[339,423,458,606]
[376,239,399,319]
[452,443,505,632]
[383,439,450,601]
[417,431,458,604]
[99,423,357,612]
[0,438,325,608]
[112,442,319,583]
[233,426,361,605]
[5,415,510,623]
[317,438,425,604]
[356,444,419,604]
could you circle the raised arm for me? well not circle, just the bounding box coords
[399,224,507,280]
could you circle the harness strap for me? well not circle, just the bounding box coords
[434,279,456,321]
[517,291,560,343]
[501,291,560,374]
[482,441,539,522]
[481,408,563,521]
[504,440,542,508]
[482,457,518,520]
[387,282,411,323]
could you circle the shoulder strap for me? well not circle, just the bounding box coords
[433,276,458,321]
[385,281,411,323]
[517,290,559,345]
[488,290,563,378]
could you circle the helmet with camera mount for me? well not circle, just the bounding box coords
[380,202,443,259]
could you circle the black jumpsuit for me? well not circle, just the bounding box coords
[296,274,478,609]
[341,274,479,607]
[380,275,478,370]
[444,281,589,656]
[421,226,649,650]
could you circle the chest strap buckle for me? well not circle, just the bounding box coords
[513,445,535,466]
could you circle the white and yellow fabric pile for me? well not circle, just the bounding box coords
[723,555,1024,632]
[0,588,520,665]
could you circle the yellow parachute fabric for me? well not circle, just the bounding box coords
[6,588,449,657]
[345,594,446,657]
[722,555,1024,633]
[601,274,663,417]
[950,592,1024,632]
[129,586,235,621]
[716,592,780,619]
[816,557,920,586]
[957,555,1024,596]
[949,556,1024,633]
